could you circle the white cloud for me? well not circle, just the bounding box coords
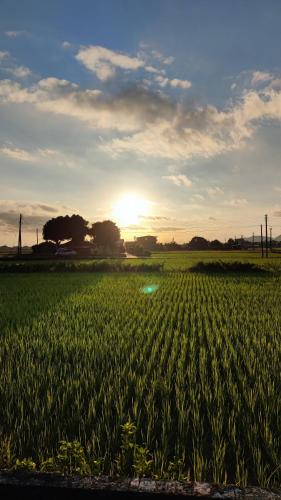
[0,146,36,162]
[5,30,28,38]
[9,65,32,78]
[75,45,144,80]
[0,144,74,166]
[155,75,192,89]
[192,194,205,201]
[145,65,162,74]
[0,49,31,78]
[270,79,281,89]
[0,50,9,60]
[0,200,63,235]
[170,78,192,89]
[224,198,248,207]
[2,76,281,161]
[163,174,192,188]
[251,71,273,84]
[150,50,174,65]
[207,186,224,197]
[154,75,169,87]
[61,41,72,49]
[163,56,175,65]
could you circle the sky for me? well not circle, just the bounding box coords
[1,0,281,245]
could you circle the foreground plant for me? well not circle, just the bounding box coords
[40,441,90,475]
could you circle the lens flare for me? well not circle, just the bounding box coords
[141,284,159,294]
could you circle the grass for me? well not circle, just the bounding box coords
[0,260,163,273]
[1,250,281,273]
[1,257,281,486]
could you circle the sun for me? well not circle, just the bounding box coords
[112,194,149,227]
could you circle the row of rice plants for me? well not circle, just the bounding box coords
[0,272,281,485]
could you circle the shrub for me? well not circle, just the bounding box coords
[0,261,163,273]
[190,261,267,274]
[40,441,90,476]
[14,458,36,471]
[32,241,56,255]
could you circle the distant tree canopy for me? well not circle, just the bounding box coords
[225,238,236,249]
[188,236,209,250]
[32,241,57,255]
[209,239,224,250]
[43,215,88,246]
[163,241,182,251]
[89,220,120,248]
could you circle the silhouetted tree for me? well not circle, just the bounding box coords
[43,216,68,246]
[43,214,88,246]
[188,236,209,250]
[164,241,182,251]
[90,220,120,248]
[32,241,56,255]
[209,239,224,250]
[224,238,236,249]
[68,214,88,245]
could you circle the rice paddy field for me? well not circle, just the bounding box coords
[1,251,281,485]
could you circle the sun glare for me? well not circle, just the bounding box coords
[112,194,149,227]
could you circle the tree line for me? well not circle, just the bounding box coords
[130,236,262,254]
[33,215,122,255]
[32,214,268,257]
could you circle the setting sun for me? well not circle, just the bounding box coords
[112,194,149,227]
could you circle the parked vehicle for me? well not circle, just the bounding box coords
[55,248,77,257]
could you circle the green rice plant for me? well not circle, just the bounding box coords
[0,266,281,485]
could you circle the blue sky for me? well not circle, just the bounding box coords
[1,0,281,244]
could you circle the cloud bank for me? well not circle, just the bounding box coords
[1,75,281,161]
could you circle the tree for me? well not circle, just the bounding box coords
[163,241,181,251]
[43,214,88,246]
[209,239,224,250]
[43,216,69,246]
[68,215,88,245]
[32,241,56,255]
[90,220,120,248]
[224,238,236,249]
[188,236,209,250]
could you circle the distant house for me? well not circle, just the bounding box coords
[124,241,135,253]
[136,235,158,251]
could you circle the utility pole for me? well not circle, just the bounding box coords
[252,232,255,250]
[261,224,264,258]
[265,214,268,258]
[36,228,39,246]
[17,213,22,257]
[270,227,272,251]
